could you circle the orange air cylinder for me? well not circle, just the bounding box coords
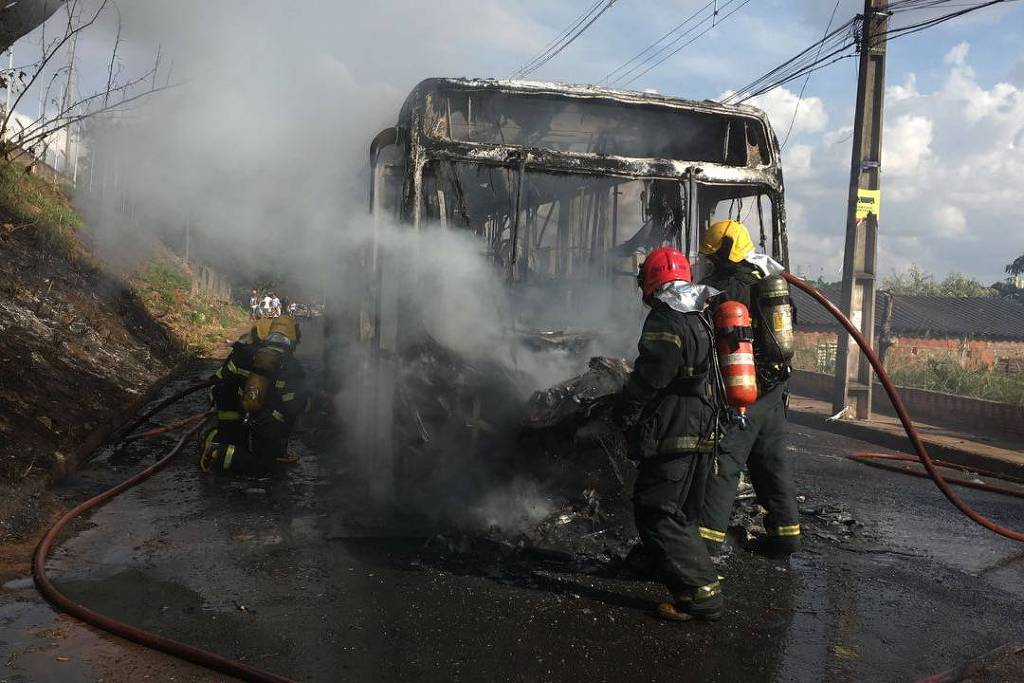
[714,300,758,413]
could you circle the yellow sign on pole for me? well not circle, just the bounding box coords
[856,189,881,220]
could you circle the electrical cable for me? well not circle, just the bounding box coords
[613,0,756,87]
[33,423,297,682]
[601,0,716,84]
[780,0,843,150]
[511,0,619,80]
[510,0,604,78]
[724,0,1020,105]
[784,273,1024,543]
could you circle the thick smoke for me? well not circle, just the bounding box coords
[327,217,642,530]
[81,2,645,531]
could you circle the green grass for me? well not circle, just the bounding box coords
[134,256,248,356]
[0,159,82,256]
[792,338,837,374]
[139,259,191,307]
[890,358,1024,406]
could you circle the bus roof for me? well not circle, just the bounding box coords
[392,77,783,191]
[400,77,776,135]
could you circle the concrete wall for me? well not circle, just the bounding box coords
[188,261,232,302]
[789,369,1024,441]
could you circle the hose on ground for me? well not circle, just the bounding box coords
[33,422,297,683]
[784,273,1024,543]
[121,410,213,443]
[115,380,214,442]
[849,452,1024,500]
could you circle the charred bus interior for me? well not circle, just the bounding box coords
[351,79,788,496]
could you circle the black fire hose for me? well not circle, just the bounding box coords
[784,273,1024,543]
[34,410,297,682]
[115,379,214,442]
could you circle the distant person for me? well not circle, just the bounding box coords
[261,292,273,318]
[288,301,298,316]
[271,293,282,318]
[249,290,260,320]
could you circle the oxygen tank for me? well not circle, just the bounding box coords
[241,374,271,413]
[714,301,758,413]
[753,275,795,362]
[241,347,284,413]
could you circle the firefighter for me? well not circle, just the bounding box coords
[697,220,801,556]
[200,316,308,474]
[613,246,723,622]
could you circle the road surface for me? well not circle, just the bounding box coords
[2,322,1023,682]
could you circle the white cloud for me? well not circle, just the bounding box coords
[940,63,1024,123]
[783,144,813,179]
[745,86,828,140]
[882,115,933,178]
[887,73,919,103]
[929,205,967,238]
[944,42,970,66]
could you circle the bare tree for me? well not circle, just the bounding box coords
[0,0,171,166]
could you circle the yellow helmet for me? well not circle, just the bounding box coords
[248,316,300,348]
[252,318,274,341]
[268,316,300,346]
[700,220,755,263]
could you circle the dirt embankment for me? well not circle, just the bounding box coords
[0,160,246,566]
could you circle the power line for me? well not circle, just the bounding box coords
[611,0,756,87]
[510,0,620,80]
[724,0,1020,105]
[780,0,843,150]
[510,1,605,79]
[601,0,716,84]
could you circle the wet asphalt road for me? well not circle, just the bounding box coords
[3,325,1024,682]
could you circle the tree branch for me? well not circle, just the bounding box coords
[1,0,109,147]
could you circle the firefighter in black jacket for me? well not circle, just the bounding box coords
[200,316,308,473]
[698,220,801,555]
[614,246,723,622]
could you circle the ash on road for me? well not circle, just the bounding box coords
[3,324,1023,682]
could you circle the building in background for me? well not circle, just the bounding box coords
[1,108,85,180]
[793,284,1024,374]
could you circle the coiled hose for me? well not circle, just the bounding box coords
[784,273,1024,543]
[33,383,297,683]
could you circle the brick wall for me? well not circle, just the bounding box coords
[794,330,1024,372]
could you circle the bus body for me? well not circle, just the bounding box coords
[351,78,788,496]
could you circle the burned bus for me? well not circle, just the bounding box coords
[344,78,788,496]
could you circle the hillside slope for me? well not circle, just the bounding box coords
[0,160,246,559]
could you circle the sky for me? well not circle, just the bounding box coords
[6,0,1024,284]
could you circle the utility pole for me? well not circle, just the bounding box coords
[832,0,888,419]
[61,33,78,180]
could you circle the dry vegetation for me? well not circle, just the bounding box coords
[792,336,1024,406]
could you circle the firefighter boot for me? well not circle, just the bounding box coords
[656,581,724,622]
[746,525,801,557]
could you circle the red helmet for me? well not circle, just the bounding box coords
[638,246,692,296]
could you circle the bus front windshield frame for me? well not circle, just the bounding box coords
[415,159,782,283]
